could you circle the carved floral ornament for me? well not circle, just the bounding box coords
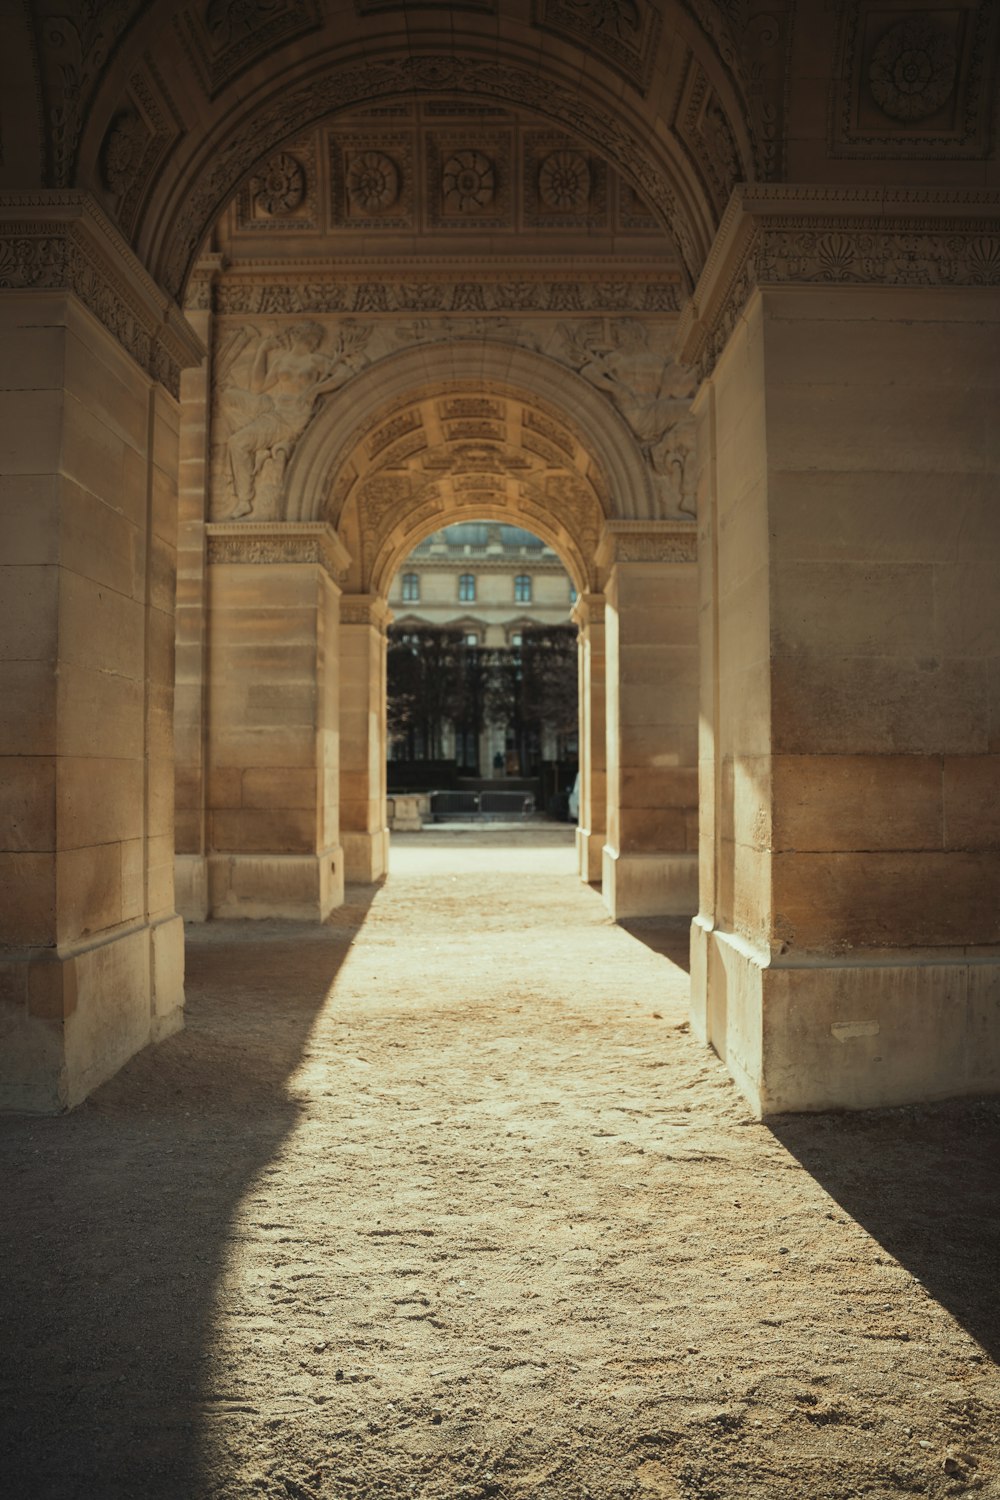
[868,17,958,123]
[538,151,591,212]
[249,151,307,216]
[346,151,400,213]
[443,151,496,212]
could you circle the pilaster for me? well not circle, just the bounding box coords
[340,594,392,884]
[571,592,607,884]
[203,522,351,919]
[596,521,699,920]
[0,194,202,1111]
[685,185,1000,1116]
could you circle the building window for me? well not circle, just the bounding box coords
[464,632,479,647]
[514,574,532,603]
[510,632,523,648]
[459,573,476,602]
[402,572,419,602]
[569,583,577,604]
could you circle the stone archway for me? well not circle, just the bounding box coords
[3,2,998,1121]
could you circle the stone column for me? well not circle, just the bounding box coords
[0,195,202,1111]
[571,592,607,884]
[204,523,349,919]
[599,522,699,920]
[683,185,1000,1117]
[173,257,223,922]
[339,595,391,884]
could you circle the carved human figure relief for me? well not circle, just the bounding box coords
[553,319,696,515]
[213,321,372,519]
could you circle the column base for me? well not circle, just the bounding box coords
[602,847,698,919]
[175,854,209,922]
[576,827,604,884]
[207,848,344,920]
[691,918,1000,1117]
[343,829,389,884]
[0,915,185,1114]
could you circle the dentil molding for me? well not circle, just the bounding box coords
[0,192,202,396]
[679,185,1000,380]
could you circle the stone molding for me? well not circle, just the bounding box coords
[340,593,393,630]
[205,521,352,582]
[0,191,202,396]
[679,185,1000,379]
[596,520,697,568]
[184,252,228,313]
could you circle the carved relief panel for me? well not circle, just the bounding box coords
[329,132,417,230]
[532,0,663,94]
[174,0,324,97]
[426,131,513,231]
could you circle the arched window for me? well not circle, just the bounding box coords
[459,573,476,602]
[401,572,419,602]
[514,574,532,603]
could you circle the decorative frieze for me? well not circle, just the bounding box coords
[206,521,352,582]
[208,264,681,316]
[597,521,697,569]
[0,192,202,396]
[679,185,1000,380]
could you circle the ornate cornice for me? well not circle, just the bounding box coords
[597,520,697,568]
[0,192,202,397]
[205,521,352,582]
[679,185,1000,380]
[340,593,393,629]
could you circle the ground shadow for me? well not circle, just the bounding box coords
[771,1096,1000,1362]
[0,891,379,1500]
[618,916,692,974]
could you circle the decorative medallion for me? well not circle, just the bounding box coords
[249,151,307,216]
[868,17,958,122]
[538,151,591,212]
[346,150,400,212]
[442,151,496,213]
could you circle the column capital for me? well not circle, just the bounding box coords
[0,190,204,396]
[597,520,697,571]
[571,592,606,630]
[205,521,352,583]
[678,183,1000,380]
[340,593,393,631]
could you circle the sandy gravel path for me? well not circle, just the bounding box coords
[1,828,998,1500]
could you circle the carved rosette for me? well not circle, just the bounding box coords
[538,151,591,212]
[442,151,496,213]
[868,18,957,123]
[346,152,400,213]
[250,152,307,216]
[205,522,352,583]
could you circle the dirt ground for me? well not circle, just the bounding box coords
[1,826,999,1500]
